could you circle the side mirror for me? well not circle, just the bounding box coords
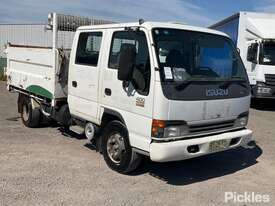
[118,45,136,81]
[247,43,258,63]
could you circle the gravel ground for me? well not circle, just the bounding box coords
[0,81,274,206]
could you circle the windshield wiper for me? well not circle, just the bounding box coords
[219,79,248,89]
[175,79,202,91]
[175,78,225,91]
[175,78,248,91]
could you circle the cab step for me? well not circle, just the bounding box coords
[69,125,84,135]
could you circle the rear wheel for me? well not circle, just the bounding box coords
[20,97,40,128]
[102,121,141,174]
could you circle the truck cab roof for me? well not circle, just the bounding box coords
[77,21,229,38]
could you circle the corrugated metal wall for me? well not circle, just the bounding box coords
[0,24,53,57]
[0,19,114,74]
[0,24,79,72]
[0,24,53,75]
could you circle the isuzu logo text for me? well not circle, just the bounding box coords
[206,88,229,97]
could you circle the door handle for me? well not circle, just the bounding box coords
[72,81,77,87]
[105,88,112,96]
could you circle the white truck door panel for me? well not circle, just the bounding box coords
[101,30,154,116]
[68,31,103,122]
[100,29,154,151]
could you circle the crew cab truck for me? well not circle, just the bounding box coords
[6,13,253,173]
[210,12,275,99]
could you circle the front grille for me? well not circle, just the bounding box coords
[189,120,235,135]
[265,74,275,86]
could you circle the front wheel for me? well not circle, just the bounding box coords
[102,121,141,174]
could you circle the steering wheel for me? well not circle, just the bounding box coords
[194,66,219,77]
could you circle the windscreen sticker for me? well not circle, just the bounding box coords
[174,67,186,72]
[164,67,173,80]
[173,67,187,81]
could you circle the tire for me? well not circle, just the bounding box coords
[20,97,41,128]
[101,120,141,174]
[40,114,53,126]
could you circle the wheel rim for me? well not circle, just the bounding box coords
[107,133,126,164]
[22,104,29,122]
[85,123,94,141]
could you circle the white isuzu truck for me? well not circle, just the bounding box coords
[6,13,253,173]
[210,12,275,99]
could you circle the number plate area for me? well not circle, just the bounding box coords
[209,139,230,152]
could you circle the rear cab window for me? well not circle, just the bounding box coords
[75,32,103,66]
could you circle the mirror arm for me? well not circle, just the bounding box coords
[122,80,130,88]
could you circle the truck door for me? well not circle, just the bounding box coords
[100,29,154,147]
[68,31,103,123]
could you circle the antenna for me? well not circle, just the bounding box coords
[139,19,145,25]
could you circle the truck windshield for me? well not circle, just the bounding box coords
[260,41,275,66]
[152,28,247,83]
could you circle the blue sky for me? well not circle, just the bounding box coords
[0,0,275,26]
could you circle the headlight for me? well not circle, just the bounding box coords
[257,87,271,94]
[234,116,248,127]
[163,125,189,138]
[152,119,189,138]
[257,82,271,94]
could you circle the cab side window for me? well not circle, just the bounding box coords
[75,32,102,66]
[108,31,151,95]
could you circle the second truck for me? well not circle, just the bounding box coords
[210,11,275,99]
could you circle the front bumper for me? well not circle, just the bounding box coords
[252,82,275,98]
[149,128,253,162]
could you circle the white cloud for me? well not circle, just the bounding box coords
[254,0,275,12]
[0,0,213,26]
